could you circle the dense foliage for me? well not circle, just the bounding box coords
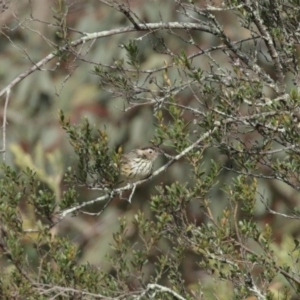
[1,0,300,299]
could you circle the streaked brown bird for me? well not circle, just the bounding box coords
[120,146,162,181]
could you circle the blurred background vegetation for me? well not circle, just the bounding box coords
[1,0,300,299]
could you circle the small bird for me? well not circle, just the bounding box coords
[120,146,162,181]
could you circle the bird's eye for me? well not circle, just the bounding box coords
[148,149,153,154]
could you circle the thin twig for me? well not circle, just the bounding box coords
[135,283,186,300]
[118,4,141,30]
[0,89,10,159]
[128,183,136,203]
[263,203,300,220]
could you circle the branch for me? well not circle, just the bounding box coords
[247,274,267,300]
[37,282,186,300]
[0,22,218,99]
[118,4,141,30]
[37,284,115,299]
[0,89,10,159]
[264,204,300,220]
[0,227,36,285]
[128,183,136,203]
[201,8,279,93]
[227,235,300,286]
[135,283,187,300]
[242,0,285,94]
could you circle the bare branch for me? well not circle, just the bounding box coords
[136,283,187,300]
[0,89,10,159]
